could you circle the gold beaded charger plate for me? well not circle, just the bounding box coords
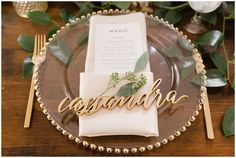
[34,10,207,154]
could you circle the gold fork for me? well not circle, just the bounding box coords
[24,34,46,128]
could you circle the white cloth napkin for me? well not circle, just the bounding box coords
[79,12,158,137]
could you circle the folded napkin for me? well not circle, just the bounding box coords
[79,72,158,136]
[79,12,158,137]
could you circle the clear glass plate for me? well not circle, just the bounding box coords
[36,11,203,153]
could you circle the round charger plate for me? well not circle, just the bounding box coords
[34,10,207,154]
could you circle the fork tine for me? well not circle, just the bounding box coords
[38,34,40,55]
[37,34,40,56]
[43,34,46,48]
[33,34,37,58]
[38,34,45,56]
[38,34,43,55]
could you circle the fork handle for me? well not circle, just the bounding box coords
[24,74,35,128]
[203,91,214,139]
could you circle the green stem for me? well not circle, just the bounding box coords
[75,11,79,17]
[75,2,112,18]
[91,2,112,10]
[52,20,60,27]
[99,85,113,97]
[159,2,189,10]
[99,76,126,96]
[92,5,103,9]
[222,15,232,86]
[101,2,112,10]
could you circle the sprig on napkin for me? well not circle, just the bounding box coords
[100,52,148,97]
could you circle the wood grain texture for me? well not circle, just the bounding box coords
[2,2,234,156]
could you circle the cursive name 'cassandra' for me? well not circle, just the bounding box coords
[58,79,188,116]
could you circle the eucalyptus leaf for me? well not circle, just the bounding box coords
[112,2,131,9]
[195,30,223,48]
[47,26,58,40]
[201,11,218,25]
[178,38,192,51]
[77,2,94,17]
[191,74,203,86]
[23,56,33,78]
[49,40,72,65]
[27,11,51,25]
[225,2,234,19]
[153,9,166,18]
[153,2,171,7]
[74,2,84,8]
[160,46,183,60]
[17,34,34,52]
[210,52,227,75]
[149,19,160,26]
[134,52,148,73]
[191,69,227,87]
[101,2,110,7]
[223,106,234,136]
[116,83,138,96]
[60,9,70,23]
[180,57,196,80]
[206,69,227,87]
[77,30,89,46]
[68,15,77,23]
[164,10,183,25]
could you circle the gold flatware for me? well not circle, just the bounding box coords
[24,34,46,128]
[195,53,214,139]
[202,89,214,139]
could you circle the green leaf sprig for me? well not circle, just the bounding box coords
[17,34,34,52]
[210,52,227,76]
[164,10,183,25]
[75,2,132,17]
[160,46,183,60]
[23,56,34,78]
[60,9,70,24]
[191,4,235,88]
[105,72,147,97]
[100,52,149,97]
[201,11,218,25]
[47,26,59,40]
[27,11,51,25]
[180,57,196,80]
[49,40,72,65]
[134,52,148,73]
[18,10,75,77]
[112,2,131,9]
[195,30,223,49]
[223,106,234,137]
[17,34,34,77]
[77,30,89,46]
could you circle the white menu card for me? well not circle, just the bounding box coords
[85,12,150,72]
[94,23,143,72]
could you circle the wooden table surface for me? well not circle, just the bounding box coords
[2,2,234,156]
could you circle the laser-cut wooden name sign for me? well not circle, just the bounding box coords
[58,79,188,116]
